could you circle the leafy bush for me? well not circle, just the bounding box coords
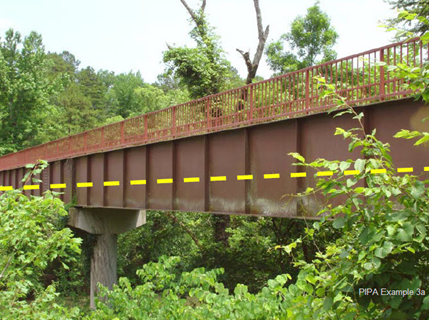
[0,162,83,319]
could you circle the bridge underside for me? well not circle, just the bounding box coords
[1,98,428,218]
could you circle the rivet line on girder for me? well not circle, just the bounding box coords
[0,167,427,191]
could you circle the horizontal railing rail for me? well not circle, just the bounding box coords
[0,38,426,171]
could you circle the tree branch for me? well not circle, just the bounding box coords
[179,0,198,24]
[236,0,269,84]
[165,211,204,252]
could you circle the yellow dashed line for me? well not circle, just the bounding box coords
[211,176,227,182]
[0,186,13,191]
[317,171,333,177]
[77,182,93,188]
[264,173,280,179]
[130,180,146,185]
[397,167,413,173]
[291,172,306,178]
[104,181,120,186]
[237,175,253,180]
[50,184,66,189]
[344,170,360,175]
[184,177,200,183]
[23,185,39,190]
[157,178,173,184]
[371,169,386,174]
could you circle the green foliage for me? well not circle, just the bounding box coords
[106,71,145,118]
[0,162,83,319]
[162,10,234,98]
[87,256,292,320]
[274,74,429,319]
[384,0,429,36]
[0,29,61,154]
[265,2,338,74]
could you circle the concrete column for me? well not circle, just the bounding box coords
[68,207,146,309]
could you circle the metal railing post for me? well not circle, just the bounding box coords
[101,127,105,149]
[120,122,125,145]
[172,106,176,137]
[380,49,385,101]
[249,85,253,124]
[206,98,211,132]
[305,69,310,114]
[84,132,87,152]
[144,115,148,142]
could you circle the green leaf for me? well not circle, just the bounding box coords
[414,133,429,146]
[354,159,365,172]
[323,297,333,311]
[288,152,305,163]
[411,181,425,199]
[340,161,351,172]
[333,217,345,229]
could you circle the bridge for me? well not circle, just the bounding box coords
[1,38,429,308]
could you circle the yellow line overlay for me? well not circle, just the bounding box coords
[130,180,146,185]
[317,171,333,177]
[371,169,387,174]
[424,167,429,172]
[291,172,306,178]
[184,177,200,183]
[77,182,93,188]
[264,173,280,179]
[104,181,120,186]
[50,184,66,189]
[397,167,413,173]
[23,185,39,190]
[157,179,173,184]
[237,175,253,180]
[345,170,360,176]
[211,176,226,182]
[0,186,13,191]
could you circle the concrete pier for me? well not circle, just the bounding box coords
[68,207,146,309]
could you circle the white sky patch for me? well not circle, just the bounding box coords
[0,0,399,83]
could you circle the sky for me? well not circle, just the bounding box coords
[0,0,398,83]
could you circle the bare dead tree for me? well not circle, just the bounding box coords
[237,0,270,85]
[179,0,207,38]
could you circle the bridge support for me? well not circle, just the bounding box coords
[68,207,146,309]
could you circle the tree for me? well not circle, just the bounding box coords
[105,71,145,118]
[384,0,429,35]
[265,2,338,74]
[0,29,60,154]
[76,66,108,124]
[163,0,232,99]
[236,0,270,85]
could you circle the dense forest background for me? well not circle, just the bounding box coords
[1,0,429,319]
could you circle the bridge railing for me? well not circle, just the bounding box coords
[0,38,426,171]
